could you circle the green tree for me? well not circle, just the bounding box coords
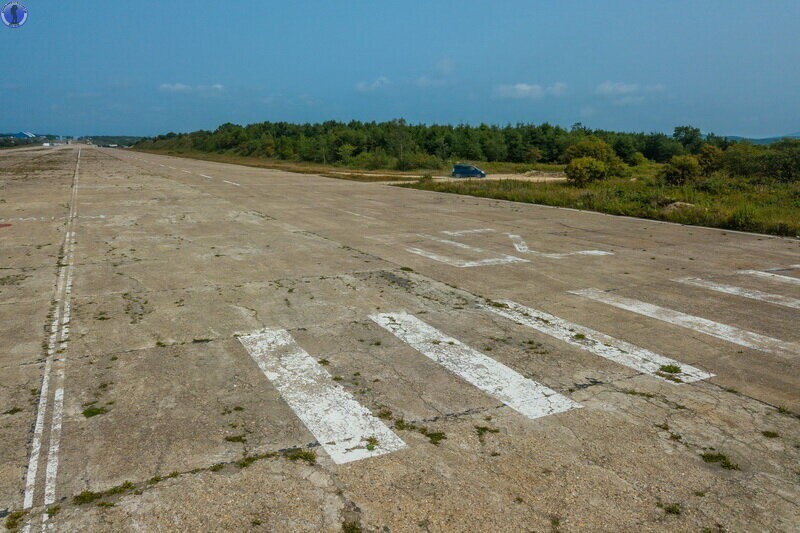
[722,143,762,176]
[661,155,701,185]
[565,157,608,186]
[697,144,723,176]
[673,126,703,154]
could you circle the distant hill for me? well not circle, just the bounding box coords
[725,132,800,145]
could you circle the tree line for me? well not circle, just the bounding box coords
[135,120,799,182]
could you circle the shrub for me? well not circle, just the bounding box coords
[565,157,609,186]
[661,155,701,185]
[697,144,723,176]
[629,152,647,166]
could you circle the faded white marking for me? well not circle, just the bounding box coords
[675,278,800,310]
[223,179,241,186]
[441,228,495,236]
[43,388,63,505]
[181,170,192,174]
[238,330,405,464]
[739,270,800,286]
[508,234,612,258]
[340,209,377,221]
[167,165,176,169]
[370,313,580,419]
[23,150,80,513]
[199,174,213,180]
[406,234,528,268]
[484,300,713,383]
[571,289,799,358]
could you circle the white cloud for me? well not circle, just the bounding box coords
[159,83,193,93]
[415,76,446,88]
[595,81,665,105]
[612,95,645,106]
[158,83,225,94]
[436,57,455,75]
[595,81,639,96]
[355,76,390,93]
[494,82,567,100]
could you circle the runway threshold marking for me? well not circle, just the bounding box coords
[738,270,800,286]
[484,299,713,383]
[370,312,580,419]
[508,234,613,258]
[238,330,406,464]
[406,234,529,268]
[570,289,799,358]
[675,278,800,310]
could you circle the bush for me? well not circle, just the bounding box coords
[661,155,701,185]
[565,157,609,186]
[629,152,647,166]
[562,138,627,177]
[723,143,762,176]
[697,144,723,176]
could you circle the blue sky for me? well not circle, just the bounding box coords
[2,0,799,137]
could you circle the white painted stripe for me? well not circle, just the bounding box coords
[675,277,800,310]
[181,170,191,174]
[238,330,405,464]
[43,387,64,505]
[405,247,529,268]
[739,270,800,286]
[406,234,528,268]
[199,174,213,180]
[223,179,241,186]
[570,289,799,358]
[441,228,495,236]
[340,209,377,220]
[23,150,80,512]
[370,313,580,419]
[508,234,612,258]
[763,265,800,272]
[484,300,713,383]
[167,165,176,169]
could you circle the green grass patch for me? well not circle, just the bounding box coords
[659,364,681,374]
[283,448,317,465]
[399,174,800,237]
[700,452,740,470]
[82,406,108,418]
[5,510,27,531]
[73,481,135,505]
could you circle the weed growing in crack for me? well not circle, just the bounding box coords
[701,452,740,470]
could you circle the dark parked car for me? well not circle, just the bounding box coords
[451,164,486,178]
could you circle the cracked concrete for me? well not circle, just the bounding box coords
[0,146,797,532]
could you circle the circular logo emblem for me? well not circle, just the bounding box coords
[1,2,28,28]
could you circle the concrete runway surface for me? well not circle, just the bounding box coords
[1,145,797,531]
